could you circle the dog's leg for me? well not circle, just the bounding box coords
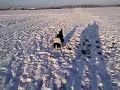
[53,43,57,50]
[57,43,61,51]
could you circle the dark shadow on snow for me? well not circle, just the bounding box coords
[65,22,113,90]
[64,26,78,45]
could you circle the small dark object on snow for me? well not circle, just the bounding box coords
[112,42,115,46]
[98,52,102,55]
[82,42,86,46]
[96,45,100,48]
[85,39,89,42]
[87,44,91,47]
[96,40,100,44]
[68,47,72,50]
[81,49,86,55]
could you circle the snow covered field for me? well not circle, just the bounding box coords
[0,7,120,90]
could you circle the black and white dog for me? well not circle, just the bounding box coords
[53,29,64,50]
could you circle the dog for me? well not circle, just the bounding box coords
[53,29,64,50]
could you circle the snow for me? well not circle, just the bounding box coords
[0,7,120,90]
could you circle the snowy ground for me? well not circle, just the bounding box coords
[0,7,120,90]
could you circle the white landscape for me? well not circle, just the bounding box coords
[0,7,120,90]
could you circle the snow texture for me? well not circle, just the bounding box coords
[0,7,120,90]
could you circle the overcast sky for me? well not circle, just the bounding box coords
[0,0,120,8]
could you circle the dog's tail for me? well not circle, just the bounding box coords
[59,29,63,34]
[59,29,64,43]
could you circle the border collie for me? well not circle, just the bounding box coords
[53,29,64,50]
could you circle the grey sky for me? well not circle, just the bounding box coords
[0,0,120,9]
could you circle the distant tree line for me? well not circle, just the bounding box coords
[0,4,120,10]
